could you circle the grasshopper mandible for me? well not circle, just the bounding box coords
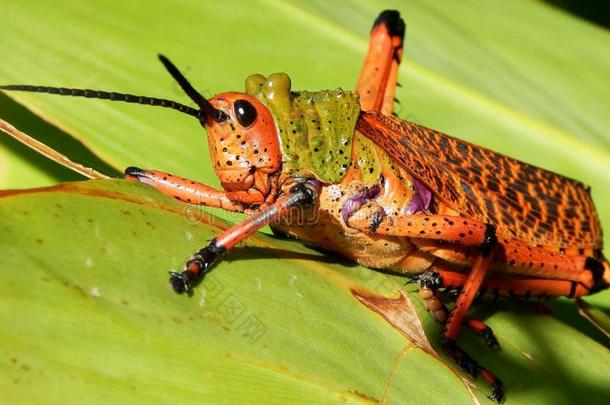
[2,10,608,402]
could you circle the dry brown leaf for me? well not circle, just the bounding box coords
[0,118,109,180]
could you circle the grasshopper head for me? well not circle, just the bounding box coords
[203,92,281,203]
[158,56,282,205]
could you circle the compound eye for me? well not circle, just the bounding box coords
[234,99,257,128]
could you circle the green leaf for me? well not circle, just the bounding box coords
[1,180,609,403]
[0,180,458,403]
[1,0,610,403]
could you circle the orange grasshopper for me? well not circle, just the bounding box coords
[2,10,608,402]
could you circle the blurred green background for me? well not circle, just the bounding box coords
[1,1,609,403]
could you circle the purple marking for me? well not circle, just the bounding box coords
[406,178,432,214]
[341,185,381,223]
[306,179,322,189]
[406,194,423,215]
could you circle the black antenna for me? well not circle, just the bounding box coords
[0,55,227,123]
[0,85,200,118]
[157,54,227,122]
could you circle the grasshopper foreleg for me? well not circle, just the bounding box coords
[169,180,320,294]
[124,167,246,212]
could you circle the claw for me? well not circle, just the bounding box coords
[482,327,500,349]
[124,166,156,186]
[124,166,145,180]
[414,271,442,289]
[168,271,190,294]
[169,241,226,294]
[405,274,420,285]
[488,380,505,403]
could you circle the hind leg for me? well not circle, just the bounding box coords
[356,9,405,115]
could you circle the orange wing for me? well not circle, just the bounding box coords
[357,112,603,249]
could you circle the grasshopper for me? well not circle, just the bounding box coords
[2,10,608,402]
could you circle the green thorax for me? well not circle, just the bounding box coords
[245,73,360,183]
